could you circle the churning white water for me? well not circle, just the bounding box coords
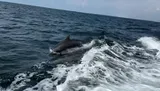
[138,37,160,58]
[2,37,160,91]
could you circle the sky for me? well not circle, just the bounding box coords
[1,0,160,22]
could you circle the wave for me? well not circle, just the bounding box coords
[1,37,160,91]
[138,37,160,58]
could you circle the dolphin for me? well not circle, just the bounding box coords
[50,35,82,55]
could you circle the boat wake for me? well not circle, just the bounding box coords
[1,37,160,91]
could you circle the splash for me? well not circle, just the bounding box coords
[138,37,160,58]
[2,37,160,91]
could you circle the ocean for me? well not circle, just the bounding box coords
[0,1,160,91]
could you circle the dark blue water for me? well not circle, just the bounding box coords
[0,1,160,91]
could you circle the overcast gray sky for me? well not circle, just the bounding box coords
[1,0,160,22]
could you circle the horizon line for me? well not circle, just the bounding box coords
[0,1,159,23]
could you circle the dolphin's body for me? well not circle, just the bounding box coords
[50,35,82,55]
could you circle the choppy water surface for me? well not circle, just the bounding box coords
[0,1,160,91]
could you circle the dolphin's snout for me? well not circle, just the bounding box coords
[49,48,53,53]
[49,48,61,55]
[49,48,57,54]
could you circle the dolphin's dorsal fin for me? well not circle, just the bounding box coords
[65,35,70,41]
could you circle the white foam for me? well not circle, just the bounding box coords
[3,38,160,91]
[56,44,110,91]
[1,73,29,91]
[138,37,160,58]
[24,78,54,91]
[56,38,160,91]
[82,40,96,49]
[138,37,160,50]
[23,65,75,91]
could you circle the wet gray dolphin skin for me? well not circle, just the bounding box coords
[52,35,82,54]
